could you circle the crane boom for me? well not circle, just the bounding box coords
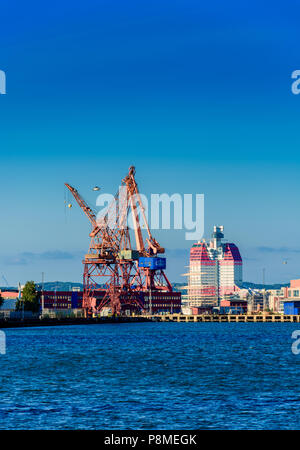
[64,182,127,251]
[122,166,164,255]
[65,183,98,228]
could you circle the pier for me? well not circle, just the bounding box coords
[142,314,300,323]
[1,314,300,328]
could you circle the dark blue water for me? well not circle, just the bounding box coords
[1,322,300,429]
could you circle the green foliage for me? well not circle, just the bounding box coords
[16,281,40,312]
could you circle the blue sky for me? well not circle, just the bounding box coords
[1,0,300,285]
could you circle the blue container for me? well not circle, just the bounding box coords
[284,301,300,315]
[71,292,78,309]
[138,257,166,270]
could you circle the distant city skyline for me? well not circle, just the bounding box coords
[1,0,300,285]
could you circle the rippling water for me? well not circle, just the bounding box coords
[1,322,300,429]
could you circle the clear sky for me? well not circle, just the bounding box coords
[1,0,300,286]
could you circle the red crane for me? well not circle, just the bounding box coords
[122,167,173,293]
[65,166,177,316]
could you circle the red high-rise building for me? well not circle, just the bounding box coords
[184,226,242,308]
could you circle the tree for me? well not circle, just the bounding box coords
[16,281,40,312]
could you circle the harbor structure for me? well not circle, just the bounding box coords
[183,226,242,308]
[65,166,181,317]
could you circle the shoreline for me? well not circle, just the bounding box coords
[1,313,300,328]
[0,316,151,329]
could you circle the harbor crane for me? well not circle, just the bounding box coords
[65,166,174,316]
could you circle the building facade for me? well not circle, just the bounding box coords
[219,298,248,315]
[286,279,300,299]
[184,226,242,308]
[283,280,300,314]
[41,290,84,317]
[268,288,285,313]
[41,290,181,315]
